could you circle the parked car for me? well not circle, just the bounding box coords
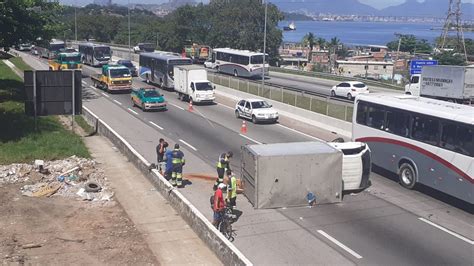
[117,59,137,77]
[131,88,167,111]
[330,81,369,100]
[235,99,278,124]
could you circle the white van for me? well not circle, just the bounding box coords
[328,142,371,191]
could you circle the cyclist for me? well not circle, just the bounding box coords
[212,183,226,227]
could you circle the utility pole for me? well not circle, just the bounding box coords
[261,0,268,92]
[439,0,467,61]
[128,0,131,60]
[74,6,77,42]
[392,33,402,84]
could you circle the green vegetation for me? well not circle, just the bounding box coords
[0,0,62,49]
[386,34,432,54]
[0,60,89,164]
[74,115,95,135]
[433,51,467,66]
[9,57,32,71]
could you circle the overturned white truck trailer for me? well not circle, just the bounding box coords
[241,141,371,209]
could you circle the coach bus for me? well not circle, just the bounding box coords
[210,48,268,78]
[352,93,473,204]
[36,39,65,59]
[78,43,112,67]
[139,52,192,89]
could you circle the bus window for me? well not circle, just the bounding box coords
[356,102,368,125]
[440,123,457,151]
[386,109,410,137]
[411,116,439,146]
[456,125,473,157]
[367,105,385,130]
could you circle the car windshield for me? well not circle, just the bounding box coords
[120,61,133,67]
[195,82,213,91]
[353,83,366,88]
[144,90,160,97]
[110,68,130,78]
[251,101,271,109]
[94,47,111,58]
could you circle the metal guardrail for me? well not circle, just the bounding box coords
[208,72,354,122]
[270,66,404,91]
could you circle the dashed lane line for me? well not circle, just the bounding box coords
[239,134,262,144]
[127,108,138,115]
[101,92,110,98]
[179,139,198,151]
[113,99,122,105]
[149,121,164,130]
[277,124,323,141]
[169,103,185,111]
[317,230,363,259]
[418,218,474,245]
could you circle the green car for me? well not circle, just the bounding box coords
[131,88,167,111]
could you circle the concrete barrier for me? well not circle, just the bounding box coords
[81,106,252,266]
[214,84,353,138]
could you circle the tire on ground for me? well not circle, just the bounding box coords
[84,181,101,193]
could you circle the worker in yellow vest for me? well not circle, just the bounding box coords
[226,170,237,210]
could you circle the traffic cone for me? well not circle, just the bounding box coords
[188,99,194,112]
[240,120,247,134]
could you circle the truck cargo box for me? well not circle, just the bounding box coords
[420,65,473,101]
[241,142,343,209]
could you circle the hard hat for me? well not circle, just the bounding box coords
[218,183,226,189]
[174,143,180,149]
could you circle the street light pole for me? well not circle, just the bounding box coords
[128,0,131,60]
[74,6,77,42]
[261,0,268,91]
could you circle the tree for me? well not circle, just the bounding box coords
[433,51,466,66]
[316,37,326,50]
[387,34,432,54]
[0,0,62,48]
[302,32,315,62]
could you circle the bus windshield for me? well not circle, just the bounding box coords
[50,43,65,52]
[195,82,213,91]
[250,55,268,64]
[61,55,81,63]
[110,68,130,78]
[94,47,111,59]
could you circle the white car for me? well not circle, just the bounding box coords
[330,81,369,100]
[204,59,215,69]
[235,99,278,123]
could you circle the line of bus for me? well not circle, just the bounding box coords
[138,52,192,89]
[35,39,65,59]
[209,48,268,78]
[353,93,473,204]
[48,52,82,71]
[78,43,112,67]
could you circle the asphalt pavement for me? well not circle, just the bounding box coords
[18,51,474,265]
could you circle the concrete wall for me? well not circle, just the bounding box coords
[82,106,252,266]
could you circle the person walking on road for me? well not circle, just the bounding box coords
[212,183,226,227]
[214,151,233,190]
[226,170,237,211]
[156,138,166,164]
[171,144,185,188]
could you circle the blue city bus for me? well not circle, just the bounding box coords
[139,52,192,89]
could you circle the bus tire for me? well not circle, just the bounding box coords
[399,162,416,189]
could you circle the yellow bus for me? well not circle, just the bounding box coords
[49,52,82,71]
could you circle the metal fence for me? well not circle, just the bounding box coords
[208,73,354,122]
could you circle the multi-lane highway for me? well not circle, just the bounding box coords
[17,51,474,265]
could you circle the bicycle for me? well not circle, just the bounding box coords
[217,206,235,241]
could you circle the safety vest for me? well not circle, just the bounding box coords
[229,175,237,198]
[216,153,227,168]
[172,149,184,165]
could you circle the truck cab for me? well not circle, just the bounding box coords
[404,74,421,96]
[92,64,132,92]
[174,65,215,103]
[49,52,82,71]
[189,80,215,103]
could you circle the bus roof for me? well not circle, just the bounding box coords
[213,48,266,57]
[58,52,80,57]
[357,93,474,125]
[78,42,110,48]
[50,39,65,45]
[140,52,191,61]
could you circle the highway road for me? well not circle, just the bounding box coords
[17,51,474,265]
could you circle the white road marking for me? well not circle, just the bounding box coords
[317,230,363,259]
[277,124,322,141]
[113,99,122,105]
[127,108,138,115]
[418,218,474,245]
[217,102,234,110]
[81,81,87,85]
[169,103,185,111]
[179,139,197,151]
[239,134,262,144]
[89,86,96,90]
[101,92,110,98]
[149,121,163,130]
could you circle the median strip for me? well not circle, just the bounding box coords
[317,230,363,259]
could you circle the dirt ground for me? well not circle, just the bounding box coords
[0,182,158,265]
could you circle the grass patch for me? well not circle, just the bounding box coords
[75,115,95,135]
[248,83,258,95]
[282,91,296,105]
[310,98,327,114]
[9,57,32,72]
[327,104,347,120]
[296,95,311,110]
[0,60,89,164]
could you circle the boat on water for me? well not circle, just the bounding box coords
[283,21,296,31]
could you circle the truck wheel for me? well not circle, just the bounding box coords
[399,163,416,189]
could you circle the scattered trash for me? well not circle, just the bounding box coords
[307,192,316,206]
[22,243,42,249]
[1,156,113,203]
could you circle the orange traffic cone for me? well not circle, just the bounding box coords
[188,99,194,112]
[240,120,247,134]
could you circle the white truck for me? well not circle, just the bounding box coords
[405,65,474,104]
[173,65,215,103]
